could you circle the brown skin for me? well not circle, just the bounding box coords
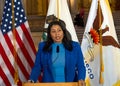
[50,25,64,43]
[78,80,86,86]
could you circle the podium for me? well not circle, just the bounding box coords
[23,82,78,86]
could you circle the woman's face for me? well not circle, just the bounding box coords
[50,25,64,43]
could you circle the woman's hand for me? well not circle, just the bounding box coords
[27,80,34,83]
[78,80,86,86]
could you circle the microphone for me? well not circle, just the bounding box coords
[56,45,59,53]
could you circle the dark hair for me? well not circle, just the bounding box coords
[43,20,73,52]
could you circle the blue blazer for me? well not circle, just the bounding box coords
[29,41,86,82]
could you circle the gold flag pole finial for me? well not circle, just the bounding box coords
[12,0,19,84]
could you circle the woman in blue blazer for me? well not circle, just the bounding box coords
[29,19,86,86]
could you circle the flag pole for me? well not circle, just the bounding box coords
[57,0,60,20]
[98,0,104,84]
[12,0,19,84]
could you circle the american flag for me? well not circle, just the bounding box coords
[0,0,36,85]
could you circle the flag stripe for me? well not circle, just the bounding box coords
[0,67,11,86]
[4,33,29,79]
[18,67,27,81]
[0,22,34,86]
[21,23,36,54]
[0,0,36,85]
[0,55,15,85]
[17,56,29,80]
[0,43,15,78]
[14,29,34,67]
[8,28,34,74]
[0,77,5,86]
[16,23,35,62]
